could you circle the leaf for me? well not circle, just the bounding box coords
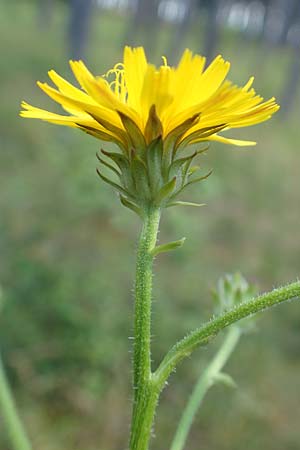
[176,124,226,150]
[144,105,163,143]
[118,111,146,151]
[76,124,126,151]
[168,169,213,202]
[119,195,142,217]
[101,149,134,192]
[146,136,164,193]
[166,201,206,208]
[186,169,213,186]
[177,145,207,184]
[168,151,197,180]
[162,114,200,174]
[164,114,200,152]
[181,156,196,187]
[154,177,177,205]
[96,151,121,178]
[96,168,134,199]
[131,155,151,200]
[150,237,186,256]
[86,114,130,150]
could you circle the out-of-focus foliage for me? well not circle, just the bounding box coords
[0,1,300,449]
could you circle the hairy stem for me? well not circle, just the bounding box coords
[170,326,241,450]
[0,354,33,450]
[128,215,300,450]
[129,206,161,450]
[154,281,300,391]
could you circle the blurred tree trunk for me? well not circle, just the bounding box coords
[202,0,220,63]
[37,0,54,28]
[279,0,298,44]
[258,0,300,116]
[133,0,157,25]
[255,0,278,75]
[167,0,198,64]
[68,0,93,60]
[124,0,159,57]
[263,0,297,44]
[280,49,300,117]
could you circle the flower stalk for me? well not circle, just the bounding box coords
[129,208,300,450]
[0,354,33,450]
[154,281,300,392]
[130,206,161,450]
[170,325,241,450]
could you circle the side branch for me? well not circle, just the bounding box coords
[0,355,33,450]
[153,281,300,390]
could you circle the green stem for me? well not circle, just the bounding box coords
[0,354,33,450]
[129,206,161,450]
[127,214,300,450]
[154,281,300,392]
[170,326,241,450]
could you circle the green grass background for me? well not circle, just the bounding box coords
[0,1,300,449]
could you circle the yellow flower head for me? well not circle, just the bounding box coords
[21,46,278,149]
[20,47,279,213]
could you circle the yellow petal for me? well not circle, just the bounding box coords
[37,81,123,128]
[209,134,257,146]
[123,46,147,111]
[21,47,279,151]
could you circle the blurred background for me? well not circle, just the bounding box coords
[0,0,300,449]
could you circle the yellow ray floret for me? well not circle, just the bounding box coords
[20,46,279,151]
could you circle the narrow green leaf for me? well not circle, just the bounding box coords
[101,150,129,171]
[168,151,197,180]
[168,169,212,202]
[96,168,134,199]
[131,156,151,199]
[146,136,164,193]
[175,145,209,186]
[76,124,126,151]
[119,195,142,217]
[101,150,134,192]
[154,177,177,205]
[162,114,200,175]
[86,114,130,149]
[166,201,206,208]
[96,152,121,178]
[164,114,200,152]
[181,157,196,187]
[150,237,186,256]
[187,169,213,186]
[144,105,163,143]
[176,124,226,151]
[118,111,146,151]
